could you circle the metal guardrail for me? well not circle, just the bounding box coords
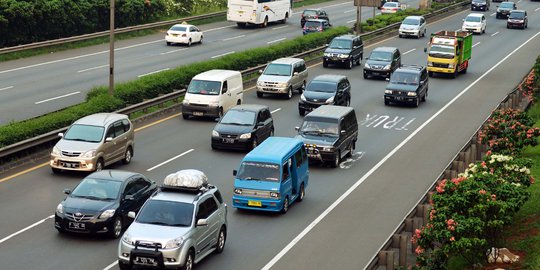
[0,11,226,55]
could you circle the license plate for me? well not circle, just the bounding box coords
[396,97,404,101]
[68,222,85,230]
[61,162,75,168]
[372,72,380,76]
[222,138,235,143]
[248,200,262,207]
[193,112,203,116]
[307,154,319,158]
[135,257,157,266]
[238,10,244,13]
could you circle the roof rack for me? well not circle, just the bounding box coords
[161,169,212,194]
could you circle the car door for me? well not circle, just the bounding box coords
[191,26,202,42]
[336,81,345,105]
[194,197,220,254]
[420,17,426,34]
[343,79,351,104]
[260,108,273,140]
[393,50,401,71]
[292,63,301,89]
[482,15,486,31]
[112,120,128,162]
[298,61,308,88]
[221,81,233,111]
[118,178,139,219]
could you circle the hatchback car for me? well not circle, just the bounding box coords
[50,113,135,173]
[507,10,527,29]
[302,19,331,35]
[471,0,490,11]
[462,13,487,34]
[118,169,227,270]
[364,47,401,79]
[165,23,203,46]
[55,170,157,238]
[323,34,363,69]
[300,8,330,27]
[299,75,351,116]
[399,16,427,38]
[496,2,516,19]
[381,2,402,14]
[211,104,274,150]
[384,65,429,107]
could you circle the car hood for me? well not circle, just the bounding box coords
[257,74,290,83]
[63,196,116,214]
[303,91,335,102]
[214,123,254,134]
[55,139,100,152]
[324,48,352,54]
[498,7,512,11]
[126,222,192,247]
[295,134,337,147]
[366,59,391,66]
[463,22,482,27]
[184,93,218,104]
[400,25,419,31]
[234,179,281,191]
[386,83,418,92]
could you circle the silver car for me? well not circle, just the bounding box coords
[256,57,308,99]
[118,170,227,270]
[399,16,427,39]
[50,113,134,173]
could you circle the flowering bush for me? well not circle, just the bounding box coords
[520,70,538,102]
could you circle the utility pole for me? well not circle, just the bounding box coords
[109,0,115,96]
[356,4,361,34]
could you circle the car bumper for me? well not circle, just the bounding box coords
[182,104,220,118]
[384,94,418,104]
[119,242,188,269]
[399,30,419,36]
[323,56,351,65]
[298,100,329,112]
[497,12,510,18]
[165,36,189,44]
[232,195,283,212]
[211,136,253,150]
[55,214,113,234]
[304,146,336,163]
[471,5,487,10]
[507,22,525,27]
[50,155,98,171]
[364,68,391,78]
[462,27,482,33]
[427,66,454,73]
[256,85,288,94]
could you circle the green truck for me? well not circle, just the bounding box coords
[425,31,472,78]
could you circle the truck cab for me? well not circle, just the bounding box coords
[425,31,472,78]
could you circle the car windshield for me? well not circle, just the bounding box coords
[237,162,280,182]
[170,26,187,32]
[402,18,420,25]
[136,200,194,227]
[306,81,337,93]
[390,72,419,85]
[304,21,322,28]
[384,2,399,7]
[329,39,352,49]
[71,178,121,200]
[472,0,486,2]
[509,12,524,19]
[303,10,317,16]
[369,51,392,61]
[428,45,455,59]
[300,119,339,136]
[263,63,292,76]
[220,110,255,126]
[465,16,481,22]
[500,2,513,8]
[64,124,105,143]
[187,80,221,95]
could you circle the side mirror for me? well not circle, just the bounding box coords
[325,43,329,46]
[215,117,221,122]
[58,132,64,138]
[295,126,300,131]
[293,72,299,76]
[259,69,263,74]
[423,48,427,53]
[196,218,208,227]
[127,211,136,219]
[365,57,369,60]
[340,130,346,135]
[63,188,71,195]
[233,170,237,176]
[462,19,465,21]
[105,137,113,142]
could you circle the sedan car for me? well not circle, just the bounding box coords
[507,10,527,29]
[399,16,427,38]
[300,8,330,27]
[471,0,490,11]
[462,13,487,34]
[380,2,402,14]
[303,19,331,35]
[299,75,351,116]
[211,104,274,150]
[55,170,157,238]
[165,22,203,46]
[496,1,516,19]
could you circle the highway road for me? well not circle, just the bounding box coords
[0,0,419,125]
[0,1,540,270]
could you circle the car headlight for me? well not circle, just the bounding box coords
[81,149,96,158]
[326,96,334,104]
[383,64,391,70]
[338,54,349,59]
[364,63,371,69]
[300,93,306,101]
[385,90,393,94]
[407,92,417,96]
[56,203,63,214]
[322,146,334,151]
[323,53,331,57]
[99,209,115,219]
[51,146,60,156]
[448,64,454,68]
[212,130,219,137]
[122,232,135,245]
[427,62,433,67]
[270,192,280,198]
[234,188,242,194]
[165,237,184,249]
[182,99,189,105]
[208,102,219,107]
[239,133,251,139]
[257,81,264,86]
[276,82,288,88]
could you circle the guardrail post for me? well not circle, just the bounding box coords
[444,169,456,180]
[452,160,464,174]
[398,234,409,266]
[378,250,396,269]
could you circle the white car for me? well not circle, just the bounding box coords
[399,16,427,38]
[380,2,402,14]
[165,23,203,46]
[462,13,486,34]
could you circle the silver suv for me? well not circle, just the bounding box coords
[399,16,427,39]
[50,113,134,173]
[256,57,308,99]
[118,170,227,270]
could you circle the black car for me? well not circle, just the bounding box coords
[363,47,401,79]
[299,75,351,116]
[471,0,490,10]
[507,10,527,29]
[496,1,516,19]
[384,65,429,107]
[54,170,157,238]
[323,34,363,69]
[301,8,330,27]
[211,104,274,150]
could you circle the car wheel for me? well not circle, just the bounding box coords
[215,227,227,254]
[346,142,353,158]
[297,183,305,202]
[257,91,263,98]
[108,217,123,239]
[299,81,306,94]
[56,227,67,234]
[345,98,351,107]
[482,27,485,34]
[363,73,368,79]
[166,41,171,46]
[422,29,426,37]
[347,60,353,69]
[331,151,340,168]
[262,16,268,28]
[237,22,246,28]
[182,113,189,120]
[122,146,133,164]
[180,250,194,270]
[270,129,274,136]
[421,91,427,102]
[417,32,421,39]
[452,69,458,79]
[414,98,420,107]
[199,36,203,44]
[399,34,403,38]
[118,260,132,270]
[237,99,242,105]
[299,109,305,116]
[384,99,390,106]
[323,60,328,68]
[187,39,192,47]
[52,167,62,174]
[281,196,289,214]
[281,13,288,24]
[286,87,293,99]
[218,107,224,118]
[428,71,433,77]
[251,137,258,150]
[95,158,104,172]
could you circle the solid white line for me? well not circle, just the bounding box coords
[403,48,416,55]
[490,12,496,16]
[347,19,357,24]
[103,261,118,270]
[204,25,235,32]
[0,86,14,91]
[262,30,540,270]
[291,1,351,15]
[491,31,499,37]
[77,64,108,73]
[268,38,286,44]
[0,215,54,244]
[35,91,81,104]
[272,26,288,30]
[344,9,355,13]
[271,108,281,114]
[160,48,188,55]
[211,51,235,58]
[472,42,481,48]
[223,35,245,41]
[517,0,521,3]
[535,7,540,12]
[137,68,170,78]
[147,149,194,171]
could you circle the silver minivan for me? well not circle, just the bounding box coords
[50,113,135,173]
[256,57,308,99]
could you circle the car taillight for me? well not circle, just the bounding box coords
[318,27,323,31]
[181,34,187,37]
[314,15,318,19]
[303,26,306,30]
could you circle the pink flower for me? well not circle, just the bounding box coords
[415,246,425,255]
[479,189,486,195]
[436,180,447,193]
[491,194,497,201]
[450,236,455,242]
[486,150,492,156]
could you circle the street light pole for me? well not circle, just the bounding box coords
[109,0,115,96]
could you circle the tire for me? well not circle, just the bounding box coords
[182,113,189,120]
[118,260,132,270]
[363,73,368,79]
[56,227,67,234]
[452,69,458,79]
[482,27,485,34]
[345,98,351,107]
[199,36,203,44]
[422,29,426,37]
[257,91,263,98]
[331,151,340,168]
[347,60,353,69]
[52,167,62,174]
[346,142,353,158]
[384,99,390,105]
[251,137,258,150]
[95,158,104,172]
[237,99,242,105]
[281,196,289,214]
[166,42,171,46]
[215,227,226,254]
[218,107,224,118]
[414,98,420,107]
[507,24,510,29]
[399,34,403,38]
[356,56,361,65]
[297,184,305,202]
[122,147,133,164]
[237,22,246,28]
[299,81,306,94]
[323,60,328,68]
[286,87,293,99]
[421,92,426,102]
[180,250,194,270]
[108,217,123,239]
[187,39,192,47]
[299,109,305,116]
[281,13,288,24]
[417,32,421,39]
[270,129,274,136]
[428,71,433,77]
[262,17,268,28]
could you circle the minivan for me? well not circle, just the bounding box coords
[295,105,358,168]
[182,69,244,119]
[364,47,401,79]
[256,58,308,99]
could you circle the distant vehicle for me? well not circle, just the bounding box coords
[399,16,427,39]
[165,23,203,46]
[363,47,402,79]
[256,58,308,99]
[425,31,473,78]
[471,0,490,11]
[462,13,487,34]
[380,2,402,14]
[227,0,291,27]
[50,113,134,173]
[496,1,516,19]
[232,137,309,213]
[302,19,331,35]
[379,0,399,8]
[507,10,527,29]
[211,104,274,151]
[299,75,351,116]
[55,170,157,238]
[323,34,363,69]
[384,65,429,107]
[301,8,330,27]
[118,169,227,270]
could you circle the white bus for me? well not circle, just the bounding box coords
[227,0,292,28]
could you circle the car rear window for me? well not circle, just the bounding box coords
[303,10,317,16]
[170,26,187,32]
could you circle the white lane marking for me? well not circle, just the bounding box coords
[535,7,540,12]
[403,48,416,55]
[137,68,170,78]
[472,42,481,48]
[491,31,499,37]
[517,0,521,3]
[0,86,14,91]
[376,12,381,15]
[223,35,245,41]
[490,12,496,16]
[347,19,357,24]
[160,48,188,55]
[35,91,81,104]
[344,9,355,13]
[147,149,194,171]
[268,38,286,44]
[77,64,108,73]
[204,25,235,32]
[211,51,235,58]
[262,30,540,270]
[272,26,288,30]
[103,261,118,270]
[271,108,281,114]
[0,215,54,244]
[340,151,365,169]
[291,1,351,15]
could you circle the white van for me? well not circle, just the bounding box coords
[182,69,244,120]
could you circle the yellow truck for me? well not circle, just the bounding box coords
[425,31,472,78]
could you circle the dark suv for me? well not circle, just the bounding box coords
[496,1,516,19]
[299,75,351,116]
[471,0,490,11]
[384,65,428,107]
[301,8,330,27]
[363,47,401,79]
[323,35,363,69]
